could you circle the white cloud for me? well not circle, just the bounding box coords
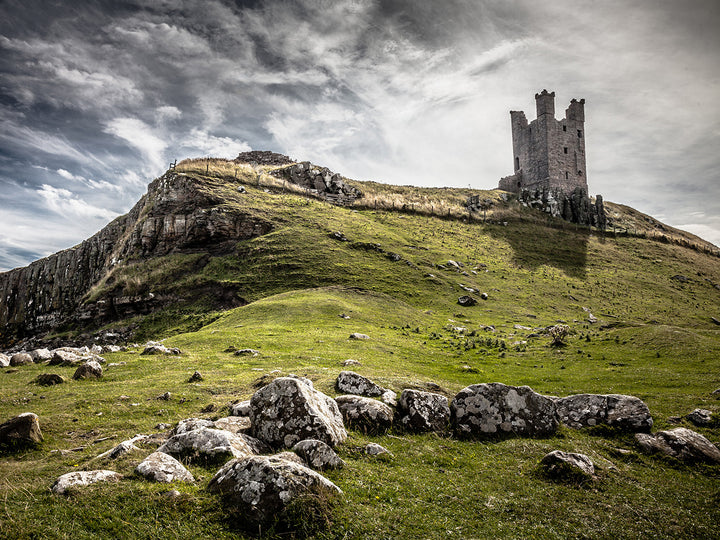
[104,117,167,172]
[674,224,720,249]
[179,128,250,158]
[37,184,119,221]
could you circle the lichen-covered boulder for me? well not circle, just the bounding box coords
[397,389,450,433]
[171,418,215,435]
[451,383,558,438]
[540,450,595,479]
[214,416,252,434]
[272,451,305,465]
[0,412,43,447]
[686,409,714,427]
[250,377,347,448]
[52,470,122,495]
[554,393,652,432]
[335,395,393,434]
[10,353,33,366]
[136,451,195,483]
[34,373,65,386]
[292,439,345,470]
[335,371,384,397]
[158,428,255,460]
[207,455,342,526]
[230,400,251,417]
[73,360,103,380]
[635,428,720,463]
[30,348,53,363]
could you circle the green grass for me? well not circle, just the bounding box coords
[1,168,720,538]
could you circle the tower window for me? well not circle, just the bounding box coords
[578,170,583,176]
[515,157,520,170]
[563,147,568,154]
[563,125,567,132]
[577,130,582,138]
[565,172,569,179]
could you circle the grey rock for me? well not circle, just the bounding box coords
[34,373,65,386]
[250,377,347,449]
[158,428,255,460]
[214,416,252,434]
[238,433,272,455]
[271,451,305,465]
[712,388,720,398]
[335,395,393,434]
[172,418,215,435]
[686,409,714,426]
[540,450,595,478]
[142,344,181,355]
[397,389,450,433]
[30,348,53,363]
[10,353,33,366]
[52,470,123,495]
[555,393,653,432]
[349,333,370,340]
[73,360,103,380]
[234,349,260,356]
[49,350,81,366]
[480,292,489,300]
[0,412,43,446]
[336,370,384,397]
[230,400,251,416]
[188,370,203,382]
[451,383,558,438]
[0,353,8,367]
[292,439,344,470]
[364,443,392,456]
[207,455,342,526]
[457,295,477,307]
[136,451,195,483]
[156,392,171,400]
[635,428,720,463]
[342,359,361,366]
[381,389,398,407]
[97,436,146,460]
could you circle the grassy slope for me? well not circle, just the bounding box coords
[1,171,719,538]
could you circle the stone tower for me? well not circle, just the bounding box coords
[499,90,588,194]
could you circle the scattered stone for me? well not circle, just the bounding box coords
[142,343,181,355]
[208,455,342,527]
[712,389,720,398]
[451,383,559,438]
[230,400,251,417]
[158,428,256,460]
[397,389,450,433]
[164,489,182,498]
[155,423,171,431]
[136,451,195,483]
[457,295,477,307]
[554,393,653,432]
[671,274,690,283]
[540,450,595,480]
[480,292,489,300]
[364,443,392,457]
[292,439,345,470]
[73,360,103,380]
[330,231,348,242]
[339,313,351,319]
[48,350,81,366]
[30,348,53,363]
[234,349,260,356]
[342,359,360,366]
[0,412,43,447]
[156,392,171,400]
[514,325,533,330]
[335,395,393,434]
[686,409,714,427]
[635,427,720,463]
[213,416,252,434]
[34,374,65,386]
[10,353,33,366]
[172,418,215,435]
[97,436,146,460]
[250,377,347,448]
[188,371,203,382]
[349,333,370,340]
[336,370,384,397]
[52,470,123,495]
[0,353,9,367]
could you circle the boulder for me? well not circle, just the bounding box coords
[335,395,393,434]
[364,443,392,456]
[208,455,342,526]
[635,428,720,463]
[381,389,398,407]
[271,451,305,465]
[341,359,360,367]
[349,333,370,340]
[554,393,653,432]
[142,343,181,355]
[73,360,103,380]
[335,371,384,397]
[34,373,65,386]
[136,451,195,483]
[250,377,347,448]
[451,383,558,438]
[214,416,252,434]
[0,412,43,447]
[49,350,81,366]
[30,348,53,363]
[0,353,9,367]
[397,389,450,433]
[292,439,345,470]
[171,418,215,435]
[686,409,714,427]
[10,353,33,366]
[540,450,595,479]
[52,470,123,495]
[97,436,145,460]
[457,295,477,307]
[234,349,260,356]
[230,400,251,417]
[188,370,203,382]
[158,428,256,461]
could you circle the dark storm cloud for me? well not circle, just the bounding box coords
[1,0,719,271]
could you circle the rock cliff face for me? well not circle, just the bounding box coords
[0,172,272,346]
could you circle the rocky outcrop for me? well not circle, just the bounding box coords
[235,150,294,166]
[0,412,43,447]
[517,187,606,228]
[397,389,450,433]
[335,395,394,434]
[158,428,256,461]
[451,383,558,438]
[270,161,362,205]
[0,172,273,346]
[554,393,653,432]
[250,377,347,449]
[635,428,720,463]
[335,371,385,397]
[540,450,595,479]
[73,360,103,380]
[292,439,345,470]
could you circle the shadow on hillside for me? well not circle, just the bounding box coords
[486,223,590,279]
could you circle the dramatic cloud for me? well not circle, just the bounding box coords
[0,0,719,271]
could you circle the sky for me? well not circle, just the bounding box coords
[1,0,719,271]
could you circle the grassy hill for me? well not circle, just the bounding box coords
[1,161,719,538]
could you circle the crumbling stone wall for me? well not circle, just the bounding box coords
[518,187,606,228]
[235,151,294,166]
[270,162,362,205]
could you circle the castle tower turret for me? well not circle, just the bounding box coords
[535,89,555,117]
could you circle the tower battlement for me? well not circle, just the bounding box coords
[499,90,588,195]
